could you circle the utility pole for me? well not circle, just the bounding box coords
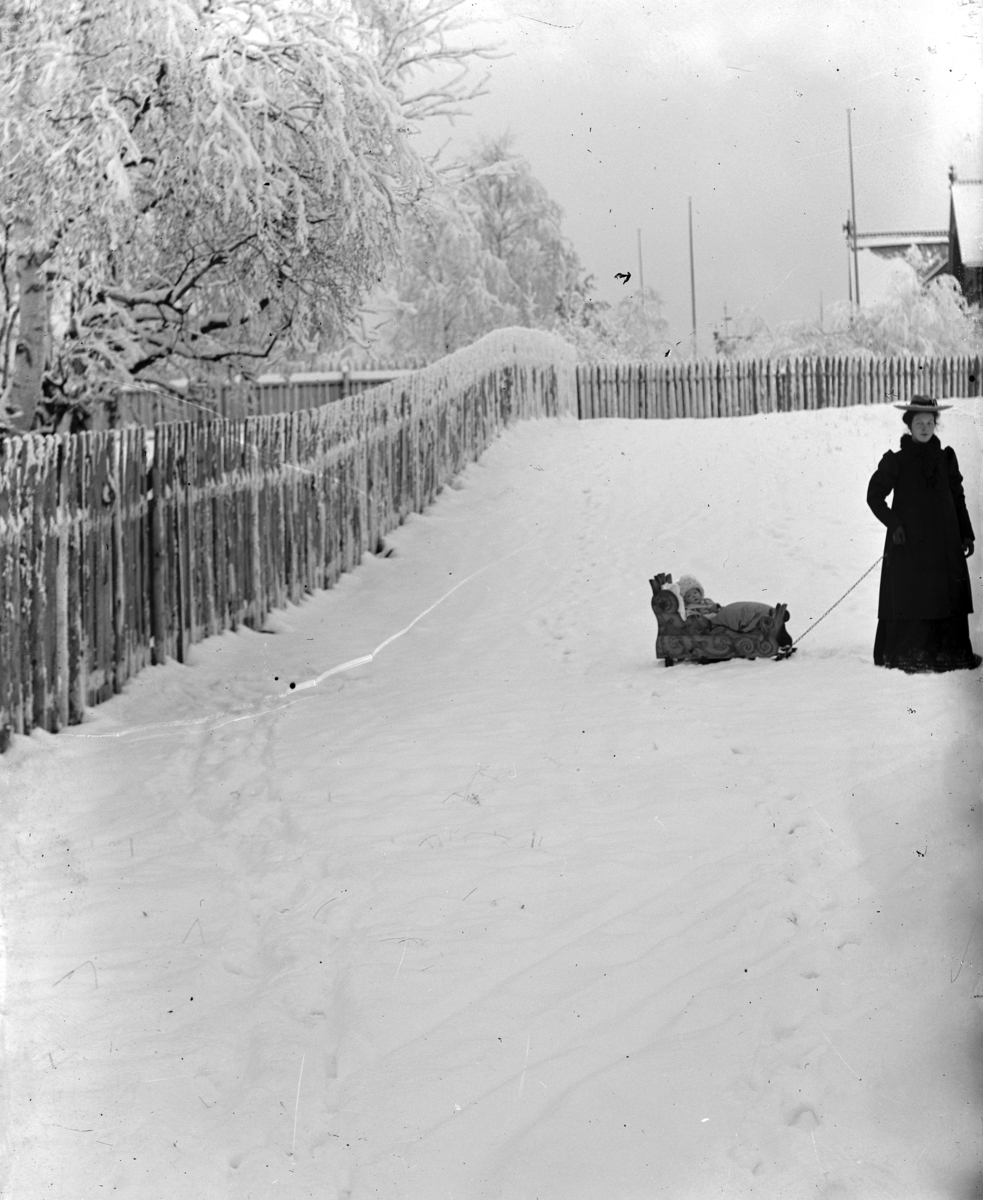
[843,212,853,305]
[637,228,644,303]
[688,197,698,357]
[847,108,861,308]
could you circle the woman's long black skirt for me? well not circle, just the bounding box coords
[873,613,979,672]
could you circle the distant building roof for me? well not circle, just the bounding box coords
[857,230,948,245]
[952,180,983,269]
[856,230,948,264]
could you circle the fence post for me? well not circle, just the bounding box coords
[0,445,18,746]
[9,440,25,737]
[54,438,70,729]
[110,433,127,692]
[149,426,167,664]
[249,423,264,628]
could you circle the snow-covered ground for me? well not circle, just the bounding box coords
[3,401,982,1200]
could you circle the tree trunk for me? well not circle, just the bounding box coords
[8,249,49,431]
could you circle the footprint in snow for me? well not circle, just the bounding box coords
[786,1104,820,1131]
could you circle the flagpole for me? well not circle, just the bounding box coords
[688,198,698,356]
[847,109,861,307]
[845,215,853,305]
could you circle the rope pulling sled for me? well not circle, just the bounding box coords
[773,555,884,661]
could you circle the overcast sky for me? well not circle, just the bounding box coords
[418,0,982,349]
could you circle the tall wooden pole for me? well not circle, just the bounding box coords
[845,215,853,305]
[847,109,861,307]
[688,197,698,356]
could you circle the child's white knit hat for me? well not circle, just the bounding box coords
[678,574,703,596]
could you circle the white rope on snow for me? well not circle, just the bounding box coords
[280,543,529,696]
[60,544,529,740]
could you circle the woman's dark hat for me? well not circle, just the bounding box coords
[893,394,952,413]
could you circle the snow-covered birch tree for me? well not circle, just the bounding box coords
[0,0,492,429]
[373,135,673,362]
[376,198,519,361]
[373,135,584,360]
[465,135,581,329]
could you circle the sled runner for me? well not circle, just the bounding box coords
[650,573,791,666]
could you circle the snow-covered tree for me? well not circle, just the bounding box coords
[465,135,581,328]
[377,200,519,360]
[372,134,675,362]
[552,279,671,362]
[0,0,493,429]
[373,135,584,359]
[719,269,982,360]
[354,0,496,124]
[607,288,672,359]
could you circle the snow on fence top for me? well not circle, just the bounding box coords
[356,326,578,419]
[114,328,578,426]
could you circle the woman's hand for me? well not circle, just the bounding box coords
[964,539,975,558]
[892,526,906,546]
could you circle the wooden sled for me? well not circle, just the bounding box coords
[650,573,790,666]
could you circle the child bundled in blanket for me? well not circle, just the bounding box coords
[668,573,792,648]
[677,575,721,617]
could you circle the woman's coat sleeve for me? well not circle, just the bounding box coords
[867,452,901,532]
[946,448,976,542]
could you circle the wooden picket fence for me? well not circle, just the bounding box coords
[113,367,419,426]
[116,353,982,428]
[3,342,978,749]
[576,354,981,419]
[0,329,576,749]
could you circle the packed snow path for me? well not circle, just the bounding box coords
[3,404,982,1200]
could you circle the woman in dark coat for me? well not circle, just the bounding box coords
[867,395,980,672]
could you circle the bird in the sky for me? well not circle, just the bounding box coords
[614,271,631,285]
